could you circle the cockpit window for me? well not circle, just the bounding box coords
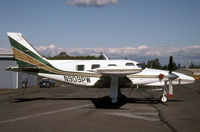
[137,64,145,69]
[126,63,135,66]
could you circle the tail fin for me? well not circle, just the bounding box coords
[7,32,48,70]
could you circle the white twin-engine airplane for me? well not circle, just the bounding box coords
[6,32,195,103]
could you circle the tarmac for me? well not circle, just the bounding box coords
[0,80,200,132]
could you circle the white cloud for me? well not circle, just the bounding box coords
[1,45,200,65]
[66,0,118,7]
[137,45,149,50]
[36,44,61,57]
[35,44,200,65]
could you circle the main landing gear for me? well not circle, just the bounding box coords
[109,76,119,103]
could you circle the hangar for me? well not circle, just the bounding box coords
[0,54,38,89]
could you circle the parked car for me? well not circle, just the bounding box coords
[40,78,55,88]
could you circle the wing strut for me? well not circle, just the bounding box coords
[109,76,119,103]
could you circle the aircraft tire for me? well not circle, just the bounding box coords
[160,95,168,103]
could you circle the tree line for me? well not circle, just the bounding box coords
[47,51,105,60]
[140,58,200,70]
[47,51,199,69]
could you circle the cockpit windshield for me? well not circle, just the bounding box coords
[136,63,146,69]
[126,63,135,66]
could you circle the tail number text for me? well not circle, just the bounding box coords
[64,75,91,83]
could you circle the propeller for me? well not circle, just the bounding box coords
[158,56,179,99]
[168,56,178,98]
[168,56,173,73]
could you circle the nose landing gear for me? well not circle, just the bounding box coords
[160,91,168,103]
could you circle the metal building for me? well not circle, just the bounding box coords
[0,54,38,89]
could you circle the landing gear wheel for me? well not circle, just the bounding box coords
[160,93,168,103]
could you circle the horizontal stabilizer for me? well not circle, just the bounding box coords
[6,66,40,72]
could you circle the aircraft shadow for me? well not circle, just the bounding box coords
[13,96,184,109]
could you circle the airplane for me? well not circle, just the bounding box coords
[6,32,195,103]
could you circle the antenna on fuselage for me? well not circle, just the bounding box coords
[99,52,109,60]
[102,54,109,60]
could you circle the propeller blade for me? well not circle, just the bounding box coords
[168,56,173,73]
[167,73,178,99]
[168,79,173,99]
[167,56,177,99]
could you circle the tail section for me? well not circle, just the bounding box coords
[7,32,56,74]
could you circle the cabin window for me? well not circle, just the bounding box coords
[91,64,100,69]
[76,65,85,71]
[126,63,135,66]
[108,64,116,66]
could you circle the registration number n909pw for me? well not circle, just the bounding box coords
[64,75,91,83]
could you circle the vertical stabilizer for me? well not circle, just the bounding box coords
[7,32,48,69]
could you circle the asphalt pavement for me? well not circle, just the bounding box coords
[0,80,200,132]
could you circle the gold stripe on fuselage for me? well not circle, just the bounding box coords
[12,47,58,74]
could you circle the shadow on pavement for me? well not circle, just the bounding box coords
[13,96,184,109]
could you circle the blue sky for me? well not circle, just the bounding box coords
[0,0,200,64]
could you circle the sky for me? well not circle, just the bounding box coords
[0,0,200,65]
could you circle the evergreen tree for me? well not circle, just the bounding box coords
[146,58,162,69]
[189,62,195,68]
[59,51,68,57]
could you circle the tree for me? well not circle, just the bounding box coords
[47,51,101,60]
[98,52,105,60]
[177,63,181,69]
[169,62,178,71]
[189,62,195,68]
[146,58,163,69]
[163,65,168,70]
[58,51,68,57]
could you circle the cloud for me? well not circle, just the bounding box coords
[35,45,200,65]
[36,44,61,57]
[66,0,118,7]
[1,45,200,65]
